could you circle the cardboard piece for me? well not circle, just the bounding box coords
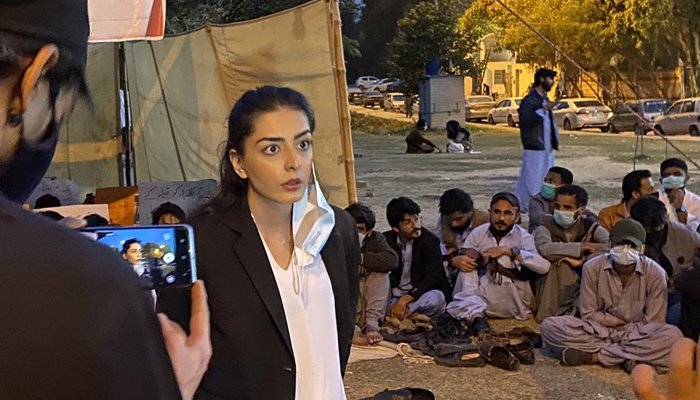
[138,180,217,224]
[26,177,80,207]
[95,186,138,226]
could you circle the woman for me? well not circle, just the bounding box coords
[158,86,360,399]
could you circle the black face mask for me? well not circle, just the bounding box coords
[0,120,61,203]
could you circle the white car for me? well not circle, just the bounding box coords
[355,76,379,90]
[383,92,405,112]
[654,97,700,136]
[368,78,397,93]
[487,97,522,126]
[552,98,612,132]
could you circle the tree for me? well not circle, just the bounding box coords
[386,0,479,96]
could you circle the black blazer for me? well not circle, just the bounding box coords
[158,201,360,400]
[383,229,452,302]
[518,89,559,151]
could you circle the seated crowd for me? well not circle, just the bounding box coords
[347,157,700,374]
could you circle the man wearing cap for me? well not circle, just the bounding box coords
[540,219,683,372]
[515,68,560,212]
[0,1,210,399]
[446,192,550,332]
[658,158,700,231]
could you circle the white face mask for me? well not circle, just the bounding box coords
[358,232,367,244]
[609,245,641,266]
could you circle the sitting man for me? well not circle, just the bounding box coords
[540,219,683,372]
[447,192,550,332]
[528,166,573,233]
[384,197,451,320]
[599,169,658,232]
[346,203,399,345]
[405,119,440,154]
[630,197,700,327]
[435,188,489,285]
[658,158,700,231]
[533,185,609,322]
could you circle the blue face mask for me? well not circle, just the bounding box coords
[553,209,577,228]
[540,183,557,200]
[662,175,686,190]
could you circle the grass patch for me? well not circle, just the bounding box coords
[350,111,414,135]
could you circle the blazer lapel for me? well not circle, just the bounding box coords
[321,229,350,308]
[223,204,294,357]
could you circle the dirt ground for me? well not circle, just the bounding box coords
[342,105,693,399]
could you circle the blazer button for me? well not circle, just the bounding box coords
[283,366,295,373]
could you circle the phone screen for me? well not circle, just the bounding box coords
[82,225,197,289]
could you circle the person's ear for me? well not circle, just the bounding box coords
[229,149,247,179]
[14,45,59,116]
[392,226,399,233]
[632,191,640,201]
[639,244,646,255]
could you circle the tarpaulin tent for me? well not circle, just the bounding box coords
[52,0,356,207]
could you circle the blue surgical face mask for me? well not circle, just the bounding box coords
[553,209,577,228]
[540,183,557,200]
[662,175,686,190]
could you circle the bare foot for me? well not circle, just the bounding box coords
[352,331,369,346]
[366,330,383,345]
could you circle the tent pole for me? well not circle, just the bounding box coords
[118,42,136,186]
[329,0,357,205]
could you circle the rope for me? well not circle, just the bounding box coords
[396,343,435,365]
[490,0,700,171]
[148,42,188,181]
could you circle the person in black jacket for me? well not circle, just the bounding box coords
[383,197,451,320]
[0,1,211,399]
[158,86,360,400]
[346,202,399,345]
[515,67,560,212]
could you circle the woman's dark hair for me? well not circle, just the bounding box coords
[446,120,460,140]
[200,86,316,215]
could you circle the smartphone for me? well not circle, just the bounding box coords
[82,225,197,290]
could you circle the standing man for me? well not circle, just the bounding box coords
[0,1,211,398]
[383,197,451,320]
[515,68,560,212]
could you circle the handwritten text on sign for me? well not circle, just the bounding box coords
[138,180,217,224]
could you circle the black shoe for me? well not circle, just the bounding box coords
[470,316,491,336]
[561,347,595,366]
[506,339,535,365]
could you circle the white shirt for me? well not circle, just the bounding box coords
[660,189,700,231]
[261,240,346,400]
[447,141,465,153]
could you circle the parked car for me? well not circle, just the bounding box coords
[465,95,497,122]
[383,92,405,112]
[387,79,403,92]
[347,86,363,105]
[362,90,384,108]
[606,99,669,134]
[487,97,522,126]
[355,76,379,90]
[552,98,612,132]
[654,97,700,136]
[368,78,398,93]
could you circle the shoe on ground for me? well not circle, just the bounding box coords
[470,316,491,336]
[561,347,595,366]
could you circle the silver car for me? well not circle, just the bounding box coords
[487,97,522,126]
[654,97,700,136]
[465,95,497,122]
[553,98,612,132]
